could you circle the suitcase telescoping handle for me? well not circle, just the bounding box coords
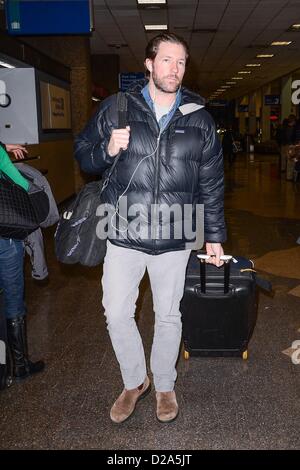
[197,254,233,294]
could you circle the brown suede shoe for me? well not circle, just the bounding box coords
[156,391,179,423]
[110,376,151,424]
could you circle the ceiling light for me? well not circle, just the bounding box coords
[271,41,292,46]
[108,43,128,49]
[221,85,230,88]
[138,0,166,3]
[288,23,300,31]
[145,24,168,30]
[0,60,15,68]
[190,28,217,33]
[92,97,101,102]
[232,77,243,80]
[226,81,236,84]
[256,54,274,58]
[246,63,261,67]
[238,71,251,74]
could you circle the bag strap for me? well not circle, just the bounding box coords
[117,92,128,129]
[101,92,127,193]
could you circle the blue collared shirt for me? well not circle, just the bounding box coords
[141,83,182,131]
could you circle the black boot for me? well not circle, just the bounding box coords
[7,316,45,381]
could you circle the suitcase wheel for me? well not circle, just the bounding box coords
[183,350,190,360]
[242,350,248,360]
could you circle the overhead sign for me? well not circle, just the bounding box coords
[209,100,228,107]
[5,0,92,35]
[264,95,280,105]
[238,104,249,112]
[119,73,145,92]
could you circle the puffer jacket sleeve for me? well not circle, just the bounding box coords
[74,95,117,175]
[198,113,226,243]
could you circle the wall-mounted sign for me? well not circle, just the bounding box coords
[264,95,280,106]
[40,82,71,130]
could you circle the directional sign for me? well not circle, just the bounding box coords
[119,73,145,92]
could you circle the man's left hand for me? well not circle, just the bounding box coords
[205,242,224,267]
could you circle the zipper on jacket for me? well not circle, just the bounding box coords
[152,132,161,251]
[150,108,198,252]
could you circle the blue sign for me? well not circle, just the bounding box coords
[5,0,92,35]
[238,104,249,112]
[264,95,280,105]
[119,73,145,92]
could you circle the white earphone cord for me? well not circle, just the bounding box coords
[110,131,162,233]
[110,82,180,233]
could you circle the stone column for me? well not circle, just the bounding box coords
[21,36,92,191]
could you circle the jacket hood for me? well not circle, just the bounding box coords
[126,79,206,107]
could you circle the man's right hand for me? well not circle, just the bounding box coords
[107,126,130,157]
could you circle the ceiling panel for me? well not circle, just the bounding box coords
[89,0,300,98]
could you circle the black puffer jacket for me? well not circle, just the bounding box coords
[74,80,226,254]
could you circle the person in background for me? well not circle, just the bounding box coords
[5,145,52,285]
[75,33,226,424]
[24,228,49,285]
[3,144,28,160]
[0,143,45,383]
[279,115,296,172]
[295,118,300,144]
[222,127,235,165]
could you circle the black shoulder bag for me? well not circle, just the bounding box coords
[54,92,127,267]
[0,173,50,240]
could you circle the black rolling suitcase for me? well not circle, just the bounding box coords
[181,252,258,360]
[0,289,12,390]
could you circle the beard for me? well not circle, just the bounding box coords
[152,70,181,94]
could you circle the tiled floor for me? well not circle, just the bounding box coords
[1,152,300,450]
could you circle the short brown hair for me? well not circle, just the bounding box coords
[145,33,189,62]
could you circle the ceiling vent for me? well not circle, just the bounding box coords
[247,44,269,49]
[190,28,217,33]
[108,44,128,49]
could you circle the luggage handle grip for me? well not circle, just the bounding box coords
[197,254,233,261]
[197,254,232,294]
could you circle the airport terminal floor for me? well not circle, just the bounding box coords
[0,152,300,450]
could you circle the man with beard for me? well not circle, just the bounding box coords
[75,33,226,424]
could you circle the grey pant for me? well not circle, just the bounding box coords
[24,228,48,280]
[102,241,191,392]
